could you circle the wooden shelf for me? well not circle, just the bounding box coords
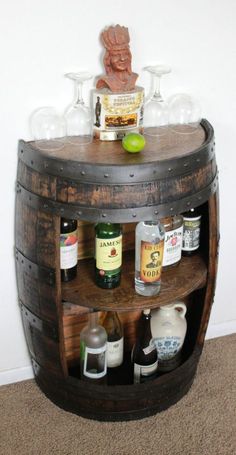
[62,251,207,312]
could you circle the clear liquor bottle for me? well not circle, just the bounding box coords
[135,221,165,296]
[80,311,107,384]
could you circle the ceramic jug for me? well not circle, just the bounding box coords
[151,302,187,361]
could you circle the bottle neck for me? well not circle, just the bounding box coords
[89,312,98,329]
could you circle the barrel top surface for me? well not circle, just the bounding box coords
[23,123,208,166]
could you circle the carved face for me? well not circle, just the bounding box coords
[110,49,131,72]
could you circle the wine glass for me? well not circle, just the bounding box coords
[168,93,202,134]
[64,72,93,145]
[143,65,171,136]
[30,106,66,151]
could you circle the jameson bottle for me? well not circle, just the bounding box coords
[182,208,201,256]
[132,309,158,384]
[60,218,78,282]
[95,223,122,289]
[80,311,107,384]
[102,311,124,385]
[135,221,165,296]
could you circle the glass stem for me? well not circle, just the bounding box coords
[153,74,163,102]
[74,81,84,105]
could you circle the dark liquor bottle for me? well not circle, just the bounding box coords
[182,207,201,256]
[132,309,158,384]
[60,218,78,282]
[102,311,124,384]
[80,311,107,384]
[95,223,122,289]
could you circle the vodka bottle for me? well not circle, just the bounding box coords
[135,221,165,296]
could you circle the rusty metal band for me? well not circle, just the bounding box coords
[20,301,59,341]
[16,173,218,223]
[18,119,214,184]
[15,248,56,286]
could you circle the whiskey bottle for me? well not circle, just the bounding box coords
[161,215,183,271]
[80,311,107,383]
[182,208,201,256]
[60,218,78,282]
[132,309,158,384]
[95,223,122,289]
[135,221,165,296]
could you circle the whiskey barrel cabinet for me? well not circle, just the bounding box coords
[15,119,219,421]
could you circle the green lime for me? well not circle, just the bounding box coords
[122,133,146,153]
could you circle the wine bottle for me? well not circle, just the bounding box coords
[102,311,124,366]
[135,221,165,296]
[95,223,122,289]
[60,218,78,282]
[132,309,158,384]
[80,311,107,383]
[182,207,201,256]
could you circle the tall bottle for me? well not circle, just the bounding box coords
[182,208,201,256]
[161,215,183,271]
[95,223,122,289]
[80,311,107,383]
[135,221,165,296]
[132,309,158,384]
[60,218,78,282]
[102,311,124,384]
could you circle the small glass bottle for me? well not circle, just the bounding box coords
[95,223,122,289]
[80,311,107,383]
[182,208,201,256]
[160,215,183,271]
[135,221,165,296]
[60,218,78,282]
[132,309,158,384]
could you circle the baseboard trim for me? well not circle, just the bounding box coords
[0,321,236,386]
[0,365,34,386]
[206,320,236,340]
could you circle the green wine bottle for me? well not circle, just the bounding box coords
[95,223,122,289]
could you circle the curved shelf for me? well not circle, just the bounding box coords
[62,251,207,311]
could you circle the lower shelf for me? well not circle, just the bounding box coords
[33,345,202,421]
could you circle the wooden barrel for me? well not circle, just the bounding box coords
[15,119,219,420]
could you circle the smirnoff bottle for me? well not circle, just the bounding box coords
[135,221,165,296]
[95,223,122,289]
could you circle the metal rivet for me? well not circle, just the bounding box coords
[44,204,48,209]
[187,201,191,206]
[31,160,34,165]
[198,196,202,200]
[21,260,24,264]
[81,171,85,176]
[170,207,174,211]
[132,213,137,218]
[130,173,134,178]
[77,211,82,216]
[102,213,107,218]
[33,319,36,323]
[44,163,49,168]
[154,210,159,215]
[60,208,64,213]
[29,196,32,201]
[168,168,172,172]
[60,167,63,172]
[21,150,24,154]
[29,265,31,269]
[184,163,189,167]
[104,173,109,178]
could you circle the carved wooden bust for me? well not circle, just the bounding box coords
[96,25,138,93]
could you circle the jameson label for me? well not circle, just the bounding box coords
[163,225,183,266]
[182,216,201,251]
[140,240,164,283]
[60,230,78,269]
[96,235,122,271]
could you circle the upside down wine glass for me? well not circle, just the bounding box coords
[143,65,171,136]
[64,72,93,145]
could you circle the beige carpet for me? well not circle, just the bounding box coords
[1,334,236,455]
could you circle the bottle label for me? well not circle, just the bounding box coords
[96,235,122,272]
[182,216,201,251]
[107,337,124,368]
[140,240,164,282]
[83,344,107,379]
[134,361,158,383]
[163,225,183,266]
[60,230,78,269]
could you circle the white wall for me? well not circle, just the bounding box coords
[0,0,236,384]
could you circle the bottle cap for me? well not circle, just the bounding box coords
[143,309,151,315]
